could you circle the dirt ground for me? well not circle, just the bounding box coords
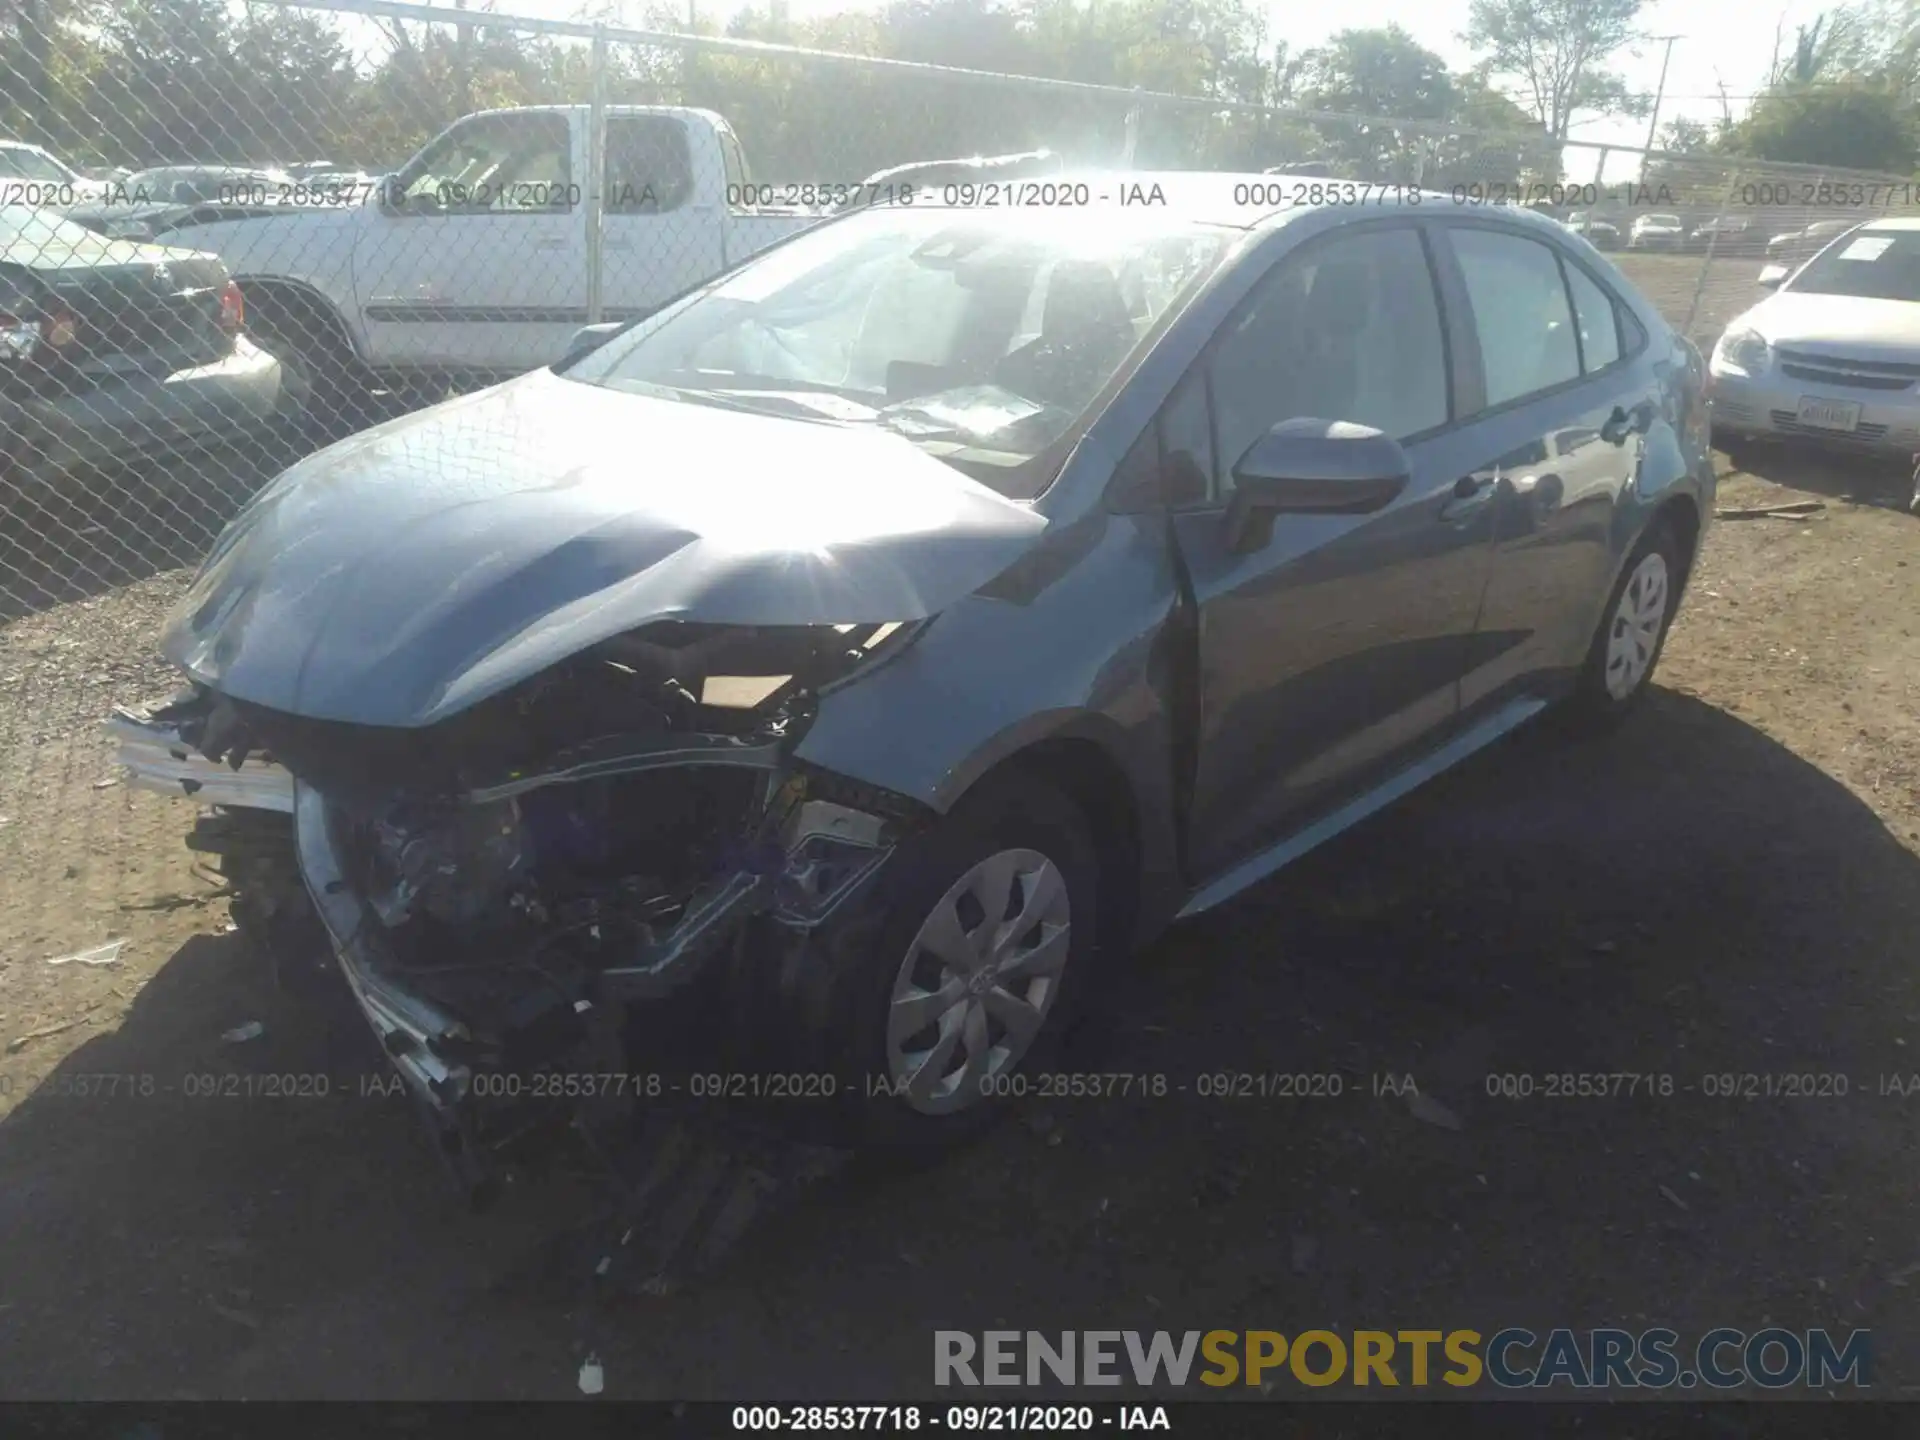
[4,260,1920,1400]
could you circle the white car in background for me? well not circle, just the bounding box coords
[1709,219,1920,463]
[0,139,111,210]
[1628,213,1686,251]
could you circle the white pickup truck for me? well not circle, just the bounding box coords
[156,106,820,412]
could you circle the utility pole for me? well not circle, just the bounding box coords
[1640,34,1684,177]
[453,0,473,122]
[683,0,698,102]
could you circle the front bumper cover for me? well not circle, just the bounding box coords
[1710,366,1920,454]
[112,701,902,1199]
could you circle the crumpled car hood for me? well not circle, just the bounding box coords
[163,368,1048,727]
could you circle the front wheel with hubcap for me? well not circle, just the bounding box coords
[1570,518,1684,726]
[767,773,1102,1151]
[885,845,1073,1117]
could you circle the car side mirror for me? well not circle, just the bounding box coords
[558,321,624,367]
[1223,418,1411,554]
[1757,263,1789,289]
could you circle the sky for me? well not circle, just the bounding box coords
[318,0,1838,175]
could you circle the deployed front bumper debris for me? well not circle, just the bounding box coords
[108,644,916,1202]
[108,694,294,813]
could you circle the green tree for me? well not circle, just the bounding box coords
[1461,0,1649,155]
[1722,79,1916,171]
[1298,26,1456,180]
[1422,71,1555,186]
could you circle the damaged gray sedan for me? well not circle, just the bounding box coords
[111,183,1715,1196]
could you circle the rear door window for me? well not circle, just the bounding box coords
[1449,226,1581,409]
[1563,261,1622,373]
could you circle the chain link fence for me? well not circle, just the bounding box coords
[1,0,1917,945]
[1543,142,1920,356]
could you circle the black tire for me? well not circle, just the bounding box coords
[1715,435,1760,472]
[749,772,1104,1152]
[241,291,368,443]
[1568,517,1685,729]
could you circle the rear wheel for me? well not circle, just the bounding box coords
[241,290,369,444]
[1568,519,1684,728]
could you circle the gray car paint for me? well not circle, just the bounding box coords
[160,192,1712,951]
[160,369,1048,726]
[795,201,1712,943]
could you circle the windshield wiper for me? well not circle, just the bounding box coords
[606,378,880,423]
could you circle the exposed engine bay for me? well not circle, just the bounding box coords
[114,618,925,1200]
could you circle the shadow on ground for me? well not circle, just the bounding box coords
[1718,439,1916,512]
[1,691,1916,1398]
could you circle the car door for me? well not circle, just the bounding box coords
[1434,221,1653,715]
[1164,220,1503,881]
[597,114,726,323]
[356,110,584,371]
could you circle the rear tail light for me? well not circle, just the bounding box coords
[218,280,244,336]
[42,308,76,350]
[0,307,75,364]
[0,314,36,362]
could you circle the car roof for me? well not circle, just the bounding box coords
[1856,217,1920,231]
[936,170,1578,234]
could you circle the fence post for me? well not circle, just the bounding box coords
[1682,161,1745,344]
[1120,88,1143,168]
[1591,145,1610,188]
[586,24,608,328]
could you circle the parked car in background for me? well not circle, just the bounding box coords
[831,149,1064,213]
[1688,214,1762,254]
[1766,218,1858,262]
[1628,213,1686,251]
[0,205,282,499]
[1710,218,1920,456]
[0,140,111,212]
[1564,211,1621,250]
[111,183,1713,1199]
[64,166,297,241]
[142,106,820,426]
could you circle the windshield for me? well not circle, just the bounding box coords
[564,207,1228,495]
[1789,229,1920,301]
[0,147,73,184]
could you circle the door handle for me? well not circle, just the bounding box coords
[1439,473,1496,522]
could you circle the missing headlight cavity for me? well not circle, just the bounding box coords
[192,619,916,806]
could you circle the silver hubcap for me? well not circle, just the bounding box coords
[1604,551,1670,700]
[885,847,1071,1116]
